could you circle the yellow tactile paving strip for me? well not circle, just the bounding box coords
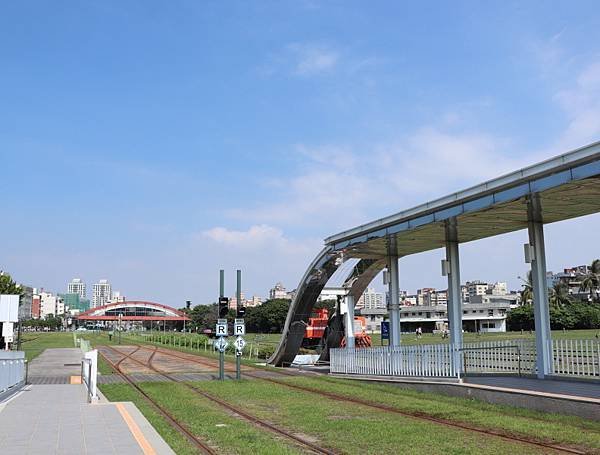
[116,402,157,455]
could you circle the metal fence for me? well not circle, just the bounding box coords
[331,344,457,377]
[460,340,536,376]
[0,351,26,399]
[552,339,600,377]
[331,339,600,379]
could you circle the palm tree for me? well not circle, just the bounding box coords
[549,282,572,308]
[580,259,600,302]
[519,271,533,305]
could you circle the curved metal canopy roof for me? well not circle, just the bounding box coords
[76,301,190,321]
[326,140,600,258]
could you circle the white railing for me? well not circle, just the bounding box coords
[0,351,26,398]
[552,339,600,377]
[331,344,458,377]
[331,339,600,379]
[81,349,98,402]
[460,339,536,376]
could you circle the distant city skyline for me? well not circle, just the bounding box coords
[3,2,600,305]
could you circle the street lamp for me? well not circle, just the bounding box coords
[118,313,123,345]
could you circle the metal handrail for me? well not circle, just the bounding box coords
[458,345,522,377]
[81,358,93,403]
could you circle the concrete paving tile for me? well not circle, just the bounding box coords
[1,445,30,455]
[57,449,85,455]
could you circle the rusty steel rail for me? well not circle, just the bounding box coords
[104,345,336,455]
[98,346,217,455]
[147,344,588,455]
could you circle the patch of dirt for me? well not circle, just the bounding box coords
[327,415,354,420]
[291,433,321,444]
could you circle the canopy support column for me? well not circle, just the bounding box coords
[344,295,355,349]
[388,255,401,346]
[527,194,552,378]
[445,218,463,374]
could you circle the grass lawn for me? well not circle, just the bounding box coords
[24,332,598,453]
[102,381,305,455]
[191,379,560,455]
[273,375,600,450]
[20,332,75,361]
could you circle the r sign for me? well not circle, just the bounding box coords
[234,319,245,336]
[216,319,228,336]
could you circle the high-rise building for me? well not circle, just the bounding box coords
[466,281,488,299]
[269,282,289,300]
[92,279,112,308]
[18,285,33,320]
[60,293,91,314]
[357,287,385,310]
[488,282,508,295]
[67,278,87,299]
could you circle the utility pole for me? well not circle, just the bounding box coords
[218,269,225,380]
[118,313,122,345]
[236,269,242,379]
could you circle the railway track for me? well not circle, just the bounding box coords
[137,344,589,455]
[98,346,217,455]
[102,344,337,455]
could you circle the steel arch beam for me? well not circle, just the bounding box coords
[268,248,387,366]
[316,258,387,363]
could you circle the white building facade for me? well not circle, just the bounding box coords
[67,278,86,299]
[357,287,385,310]
[39,292,64,318]
[269,282,289,300]
[92,279,112,308]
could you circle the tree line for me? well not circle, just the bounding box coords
[508,259,600,330]
[184,299,292,334]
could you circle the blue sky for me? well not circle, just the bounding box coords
[2,1,600,306]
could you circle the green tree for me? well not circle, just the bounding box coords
[0,272,22,295]
[188,303,218,332]
[519,271,533,304]
[580,259,600,302]
[549,282,572,308]
[506,305,534,331]
[245,299,290,333]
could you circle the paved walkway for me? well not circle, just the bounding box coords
[464,376,600,399]
[27,348,84,383]
[0,348,174,455]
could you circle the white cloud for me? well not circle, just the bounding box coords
[227,126,536,232]
[203,225,291,249]
[289,43,339,76]
[554,59,600,149]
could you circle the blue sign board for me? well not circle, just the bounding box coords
[381,321,390,340]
